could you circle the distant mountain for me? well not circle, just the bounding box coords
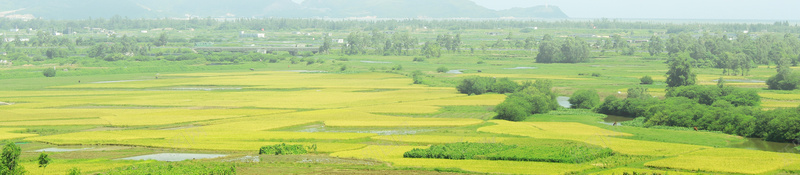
[0,0,568,19]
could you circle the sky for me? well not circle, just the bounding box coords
[292,0,800,20]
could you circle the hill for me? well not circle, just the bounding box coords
[0,0,568,19]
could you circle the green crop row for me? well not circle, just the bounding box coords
[403,140,613,163]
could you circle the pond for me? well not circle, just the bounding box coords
[446,70,464,74]
[556,96,571,108]
[600,115,634,126]
[730,138,799,153]
[118,153,227,162]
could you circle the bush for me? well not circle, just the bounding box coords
[392,64,403,71]
[569,89,600,109]
[259,143,308,155]
[640,75,654,84]
[436,66,449,73]
[591,73,601,77]
[494,97,531,121]
[766,72,800,90]
[42,68,57,77]
[456,76,495,95]
[411,70,425,84]
[491,78,519,94]
[413,57,425,62]
[666,85,760,107]
[493,80,559,121]
[66,168,81,175]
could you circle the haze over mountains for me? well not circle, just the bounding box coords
[0,0,568,19]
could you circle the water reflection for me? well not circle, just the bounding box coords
[731,138,799,153]
[556,96,571,108]
[601,115,634,126]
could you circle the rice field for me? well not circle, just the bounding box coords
[2,68,799,175]
[644,148,800,174]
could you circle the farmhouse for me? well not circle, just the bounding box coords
[240,31,265,38]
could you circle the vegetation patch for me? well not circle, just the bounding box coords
[403,140,613,163]
[259,143,311,155]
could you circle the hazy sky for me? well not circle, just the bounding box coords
[292,0,800,20]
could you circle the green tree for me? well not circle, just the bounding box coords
[456,76,494,95]
[154,32,168,47]
[491,78,519,94]
[666,52,696,87]
[1,142,25,175]
[627,87,651,100]
[612,34,629,53]
[422,42,441,58]
[37,152,51,175]
[319,36,331,54]
[494,97,531,121]
[42,68,56,77]
[648,35,664,56]
[569,89,600,109]
[766,58,799,90]
[536,34,560,63]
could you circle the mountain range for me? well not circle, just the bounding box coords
[0,0,568,19]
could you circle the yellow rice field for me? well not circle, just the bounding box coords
[2,70,796,174]
[644,148,800,174]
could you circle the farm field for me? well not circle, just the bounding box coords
[3,19,800,174]
[2,56,800,174]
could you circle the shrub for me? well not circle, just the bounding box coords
[640,75,654,84]
[42,68,57,77]
[666,85,760,107]
[494,97,531,121]
[456,76,495,95]
[569,89,600,109]
[392,64,403,71]
[259,143,308,155]
[491,78,519,94]
[411,70,424,84]
[66,168,81,175]
[436,66,449,73]
[413,57,425,62]
[766,72,800,90]
[591,73,601,77]
[493,80,559,121]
